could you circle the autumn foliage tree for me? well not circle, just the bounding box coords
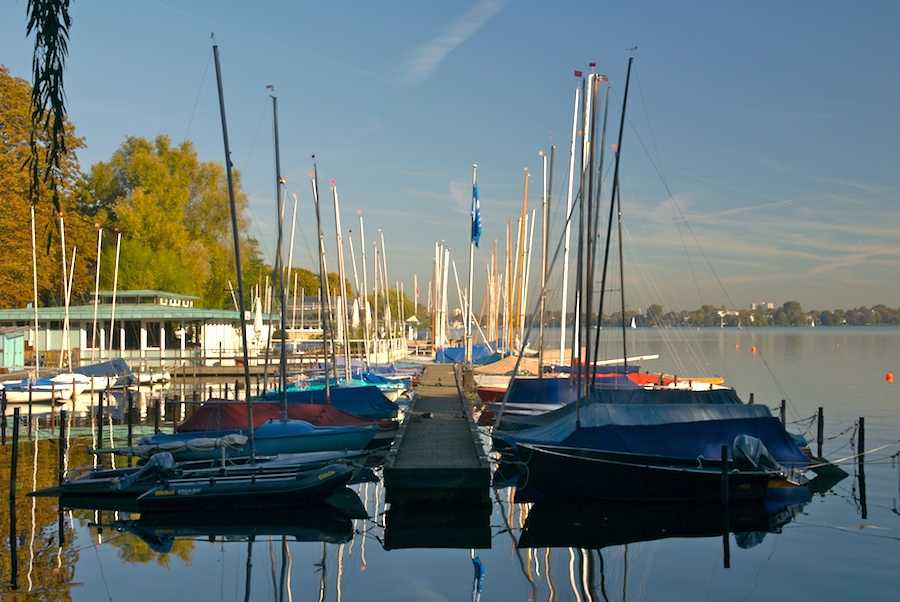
[0,65,93,309]
[81,135,264,309]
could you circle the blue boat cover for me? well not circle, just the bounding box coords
[73,358,135,381]
[560,416,810,469]
[263,385,397,420]
[435,344,497,364]
[494,401,774,447]
[499,376,634,407]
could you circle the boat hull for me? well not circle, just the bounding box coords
[517,443,770,503]
[136,462,355,512]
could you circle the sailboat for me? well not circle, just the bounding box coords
[496,60,816,503]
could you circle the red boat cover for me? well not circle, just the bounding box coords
[177,400,396,433]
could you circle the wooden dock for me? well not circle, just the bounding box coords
[381,362,492,549]
[383,363,491,502]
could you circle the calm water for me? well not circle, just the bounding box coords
[2,327,898,601]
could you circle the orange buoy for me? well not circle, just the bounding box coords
[887,372,894,383]
[735,344,739,349]
[751,346,757,353]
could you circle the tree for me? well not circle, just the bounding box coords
[646,304,665,326]
[81,135,262,308]
[26,0,72,215]
[0,65,90,309]
[781,301,807,326]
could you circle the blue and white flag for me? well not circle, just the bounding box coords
[471,175,481,248]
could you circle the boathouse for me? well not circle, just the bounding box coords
[0,290,273,370]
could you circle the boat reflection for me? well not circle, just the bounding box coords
[64,486,367,552]
[518,486,814,551]
[108,501,357,553]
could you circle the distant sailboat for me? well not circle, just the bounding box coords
[630,316,637,329]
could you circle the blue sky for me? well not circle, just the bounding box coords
[2,1,898,313]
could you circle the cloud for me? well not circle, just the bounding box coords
[399,0,508,83]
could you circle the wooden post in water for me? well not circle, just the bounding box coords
[97,389,104,453]
[780,400,786,426]
[720,444,729,507]
[1,389,6,444]
[858,416,867,519]
[154,398,160,433]
[721,444,730,569]
[126,390,134,456]
[9,407,19,590]
[817,407,824,458]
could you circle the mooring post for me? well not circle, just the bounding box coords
[720,444,729,507]
[858,416,867,519]
[9,407,20,590]
[817,407,824,458]
[126,390,134,454]
[780,399,786,426]
[98,389,104,452]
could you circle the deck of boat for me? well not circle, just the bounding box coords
[382,363,491,503]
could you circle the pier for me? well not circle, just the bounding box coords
[382,362,492,549]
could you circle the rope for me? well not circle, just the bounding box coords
[807,439,900,469]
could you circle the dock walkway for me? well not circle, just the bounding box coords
[383,363,491,502]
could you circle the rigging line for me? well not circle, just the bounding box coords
[628,96,794,403]
[182,47,214,145]
[240,96,275,261]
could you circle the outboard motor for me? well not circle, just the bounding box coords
[112,451,177,491]
[732,434,782,472]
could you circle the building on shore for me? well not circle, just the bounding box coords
[0,289,410,372]
[0,290,274,371]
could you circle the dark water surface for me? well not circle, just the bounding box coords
[2,327,897,601]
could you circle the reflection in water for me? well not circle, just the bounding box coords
[67,487,366,600]
[512,481,829,600]
[105,498,357,553]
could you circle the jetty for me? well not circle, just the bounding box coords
[382,362,492,549]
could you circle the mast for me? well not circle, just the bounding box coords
[214,44,254,454]
[514,169,528,349]
[110,229,121,357]
[310,161,332,402]
[378,229,391,363]
[270,90,288,415]
[358,211,371,364]
[559,79,580,365]
[90,226,102,362]
[590,83,612,379]
[596,57,634,373]
[539,145,555,376]
[30,207,40,372]
[331,181,351,380]
[466,164,479,364]
[582,70,601,390]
